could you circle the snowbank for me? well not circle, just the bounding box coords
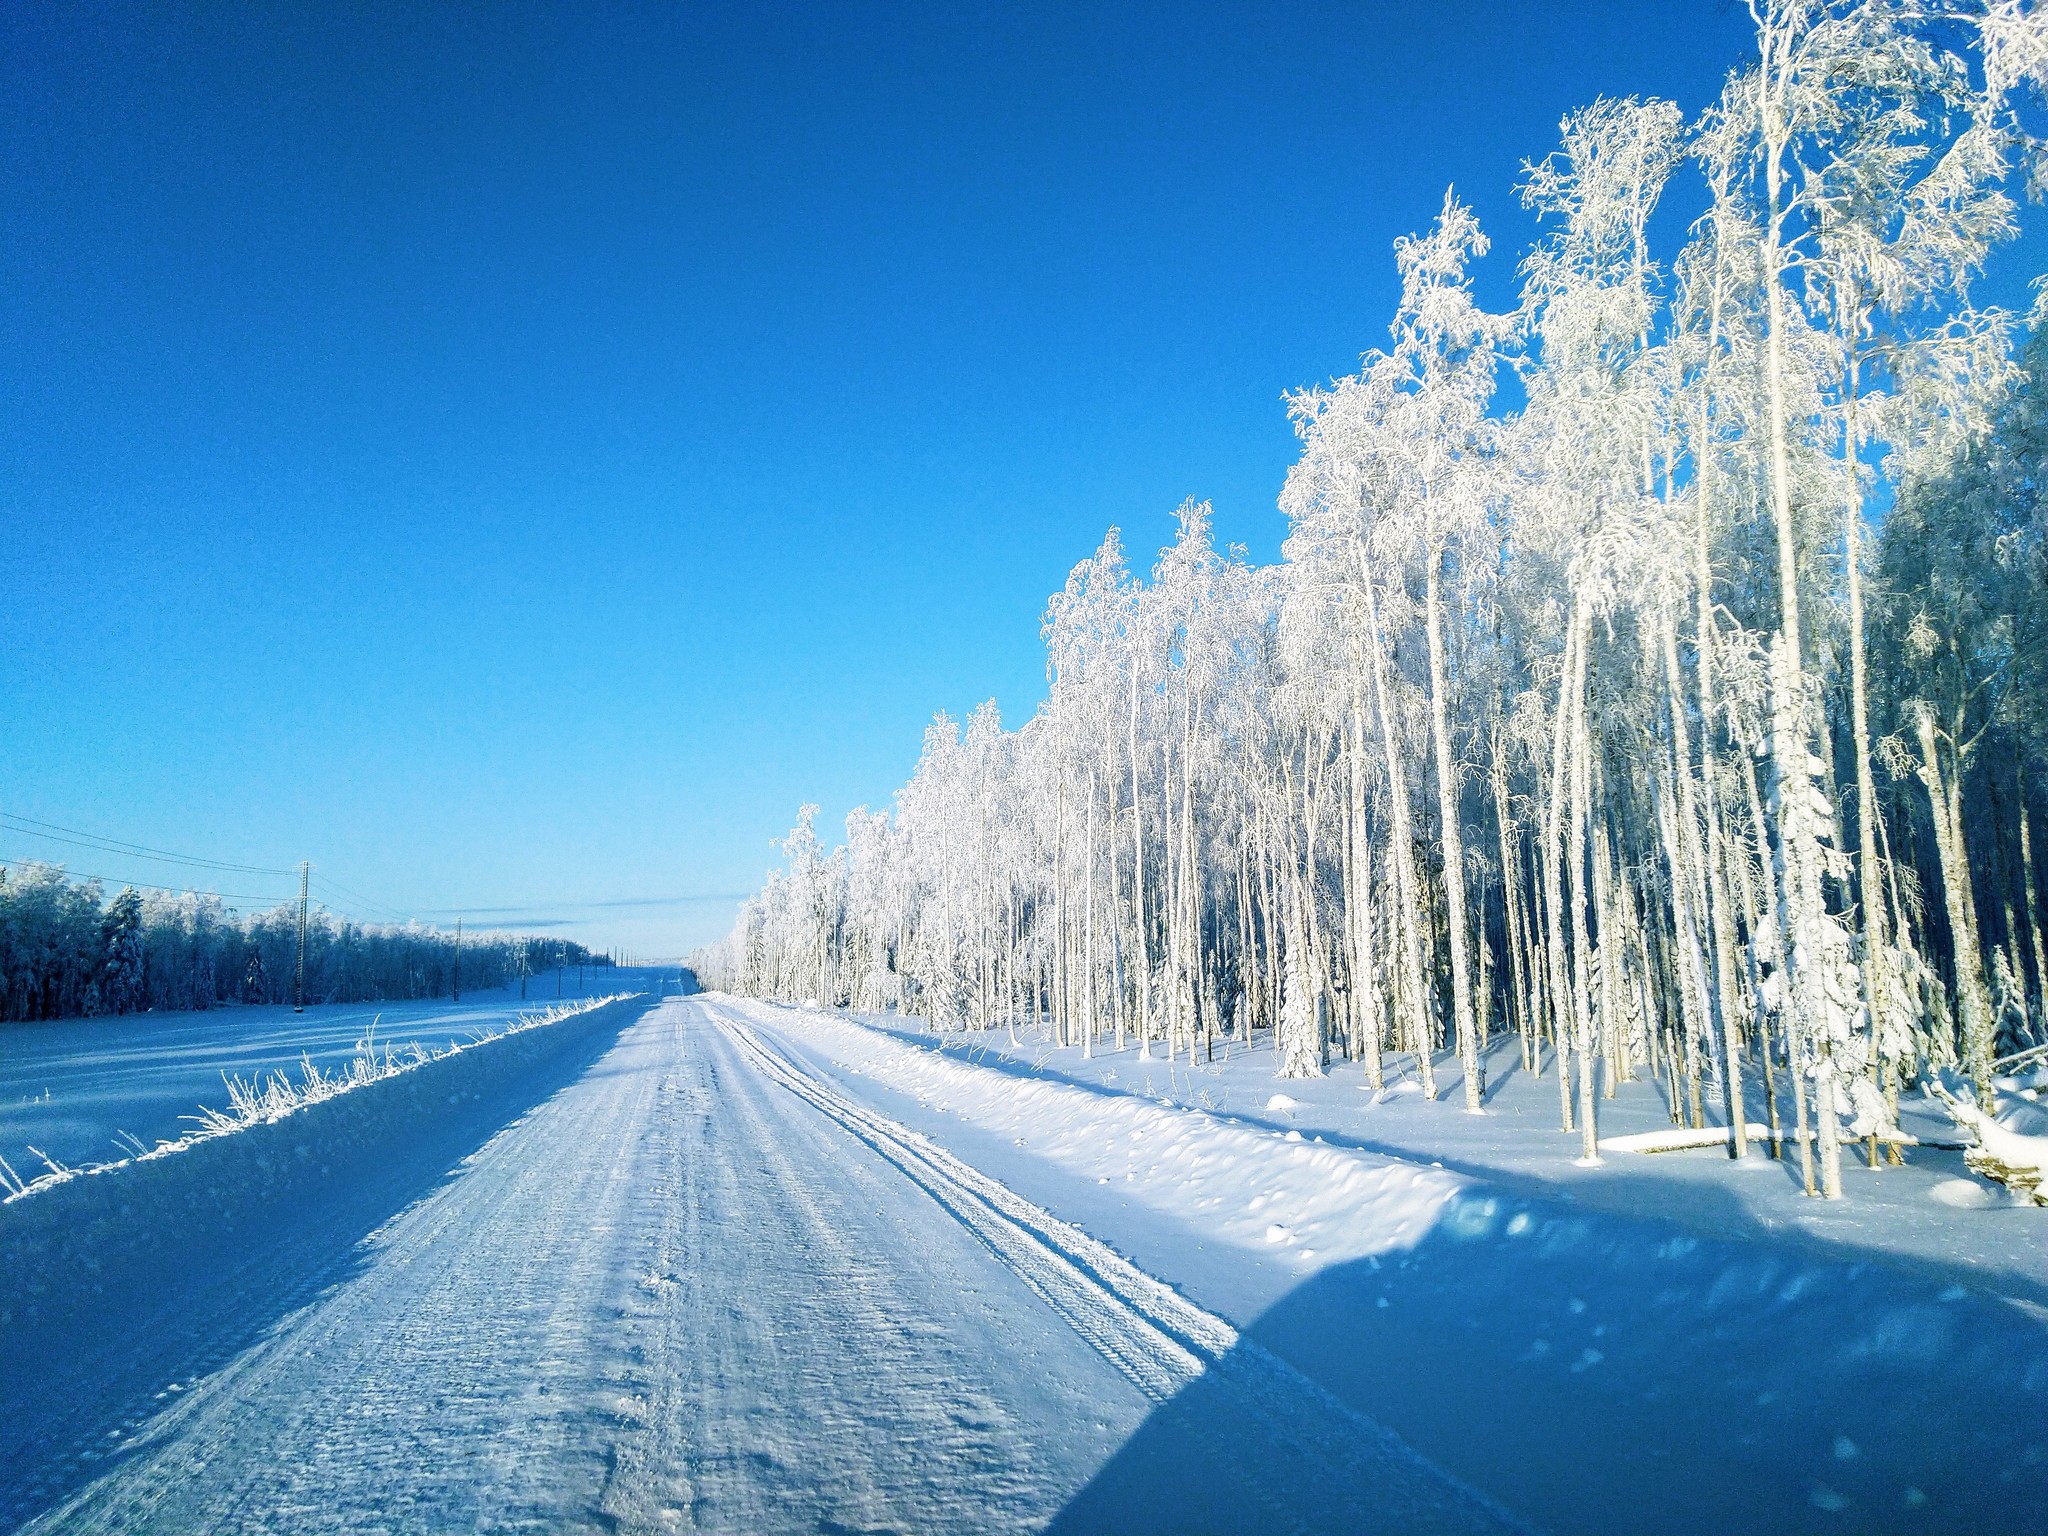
[1597,1125,1970,1154]
[721,997,1465,1273]
[1,992,648,1526]
[0,994,643,1331]
[2,993,637,1204]
[826,1007,2047,1296]
[1,987,655,1175]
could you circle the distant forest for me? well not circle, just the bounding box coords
[0,862,604,1023]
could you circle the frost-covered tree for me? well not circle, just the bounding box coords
[703,5,2048,1197]
[98,887,145,1015]
[0,862,599,1022]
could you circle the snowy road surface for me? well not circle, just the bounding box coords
[4,997,1516,1535]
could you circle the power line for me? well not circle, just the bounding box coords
[0,813,429,928]
[311,871,410,914]
[0,812,298,876]
[308,874,418,925]
[0,858,298,906]
[421,894,748,914]
[305,888,413,928]
[316,878,495,934]
[2,814,658,940]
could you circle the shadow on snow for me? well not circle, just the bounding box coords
[0,998,650,1534]
[868,1020,2048,1316]
[1046,1173,2048,1536]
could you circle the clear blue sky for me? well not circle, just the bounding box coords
[2,1,2034,956]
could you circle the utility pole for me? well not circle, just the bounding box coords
[453,918,462,1001]
[294,862,310,1014]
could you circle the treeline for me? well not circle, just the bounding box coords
[698,1,2048,1198]
[0,862,605,1022]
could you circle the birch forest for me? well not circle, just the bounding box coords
[698,1,2048,1197]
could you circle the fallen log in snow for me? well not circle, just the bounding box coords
[1925,1080,2048,1207]
[1990,1040,2048,1075]
[1597,1125,1968,1155]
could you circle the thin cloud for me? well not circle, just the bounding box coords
[422,894,747,917]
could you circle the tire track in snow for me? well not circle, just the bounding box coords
[599,1002,1117,1533]
[17,999,1152,1536]
[711,1004,1531,1536]
[13,992,1527,1535]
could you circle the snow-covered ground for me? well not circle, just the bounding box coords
[738,998,2048,1534]
[0,966,679,1177]
[5,992,2044,1534]
[833,1011,2048,1303]
[2,995,1512,1535]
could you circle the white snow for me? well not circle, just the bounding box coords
[0,979,630,1177]
[1597,1125,1967,1155]
[717,999,1466,1277]
[1925,1077,2048,1205]
[3,997,1517,1536]
[719,998,2048,1534]
[2,994,634,1202]
[8,991,2047,1535]
[824,1011,2048,1301]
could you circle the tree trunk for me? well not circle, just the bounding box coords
[1544,604,1585,1133]
[2018,766,2046,1019]
[1663,617,1745,1154]
[1839,341,1894,1123]
[1426,550,1484,1110]
[1129,654,1155,1056]
[1916,712,1997,1103]
[1492,735,1534,1073]
[1348,691,1386,1086]
[1359,545,1437,1097]
[1567,605,1600,1163]
[1084,763,1098,1056]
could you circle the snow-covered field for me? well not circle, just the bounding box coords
[0,967,675,1177]
[4,992,2044,1534]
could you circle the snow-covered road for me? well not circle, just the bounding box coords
[6,997,1516,1535]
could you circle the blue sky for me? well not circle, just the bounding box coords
[2,1,2038,956]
